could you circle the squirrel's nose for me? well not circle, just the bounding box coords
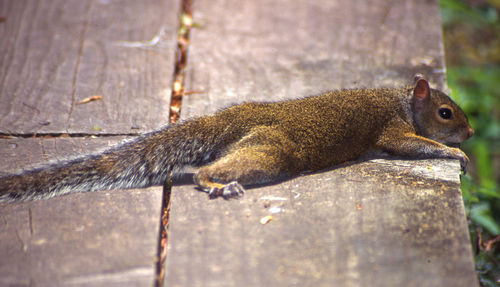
[467,127,475,138]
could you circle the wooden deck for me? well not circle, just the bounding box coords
[0,0,178,286]
[164,0,478,286]
[0,0,478,286]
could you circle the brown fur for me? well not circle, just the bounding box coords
[0,76,473,201]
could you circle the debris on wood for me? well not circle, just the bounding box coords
[269,206,283,214]
[173,80,182,93]
[260,215,273,225]
[184,90,205,95]
[77,95,103,105]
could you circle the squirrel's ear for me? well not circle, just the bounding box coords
[413,76,430,111]
[413,73,425,85]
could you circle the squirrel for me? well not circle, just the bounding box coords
[0,74,474,202]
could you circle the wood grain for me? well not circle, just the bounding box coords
[0,0,177,135]
[0,0,179,285]
[0,137,162,287]
[181,0,447,117]
[164,0,478,286]
[166,158,476,287]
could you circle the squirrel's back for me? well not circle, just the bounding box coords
[213,87,409,169]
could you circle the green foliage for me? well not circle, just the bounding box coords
[440,0,500,285]
[441,0,500,26]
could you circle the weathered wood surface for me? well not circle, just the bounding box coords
[167,158,475,287]
[0,138,163,286]
[181,0,447,117]
[0,0,179,286]
[0,0,175,135]
[165,0,478,286]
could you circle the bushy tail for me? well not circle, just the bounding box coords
[0,121,218,202]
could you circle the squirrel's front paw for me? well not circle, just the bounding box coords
[451,147,469,173]
[207,181,245,199]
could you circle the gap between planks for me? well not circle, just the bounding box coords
[156,0,194,286]
[0,0,192,285]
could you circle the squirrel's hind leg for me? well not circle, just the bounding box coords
[193,126,304,198]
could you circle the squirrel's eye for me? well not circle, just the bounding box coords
[438,107,453,120]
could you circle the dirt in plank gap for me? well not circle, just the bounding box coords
[156,0,194,286]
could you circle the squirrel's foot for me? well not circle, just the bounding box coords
[207,181,245,199]
[460,154,470,174]
[450,147,469,174]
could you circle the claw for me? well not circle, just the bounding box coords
[204,181,245,199]
[459,152,469,174]
[208,187,219,198]
[460,160,468,174]
[221,181,245,198]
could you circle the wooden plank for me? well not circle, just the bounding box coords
[166,158,475,287]
[0,0,177,135]
[0,137,163,286]
[164,0,478,286]
[181,0,447,118]
[0,0,180,285]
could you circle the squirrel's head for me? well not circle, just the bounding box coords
[411,74,474,146]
